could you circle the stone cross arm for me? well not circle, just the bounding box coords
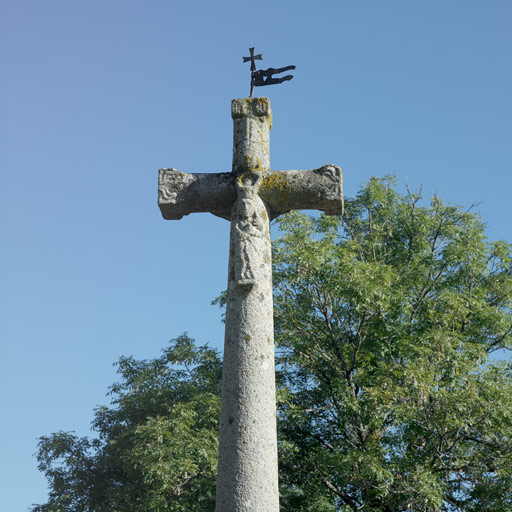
[158,164,343,221]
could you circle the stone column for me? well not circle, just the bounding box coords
[215,98,279,512]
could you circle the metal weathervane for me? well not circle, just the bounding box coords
[243,47,296,97]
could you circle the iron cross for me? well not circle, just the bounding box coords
[242,47,262,71]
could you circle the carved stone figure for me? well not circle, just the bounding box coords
[232,172,267,286]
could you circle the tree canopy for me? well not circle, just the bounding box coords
[273,178,512,511]
[32,336,221,511]
[33,178,512,511]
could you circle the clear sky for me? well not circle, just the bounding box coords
[1,0,511,509]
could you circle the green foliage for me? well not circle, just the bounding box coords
[33,179,512,511]
[32,334,221,512]
[274,177,512,511]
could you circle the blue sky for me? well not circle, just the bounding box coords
[1,0,511,509]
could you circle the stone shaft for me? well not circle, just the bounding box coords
[231,97,272,173]
[215,98,279,512]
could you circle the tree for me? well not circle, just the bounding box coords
[32,335,221,511]
[274,177,512,511]
[33,178,512,511]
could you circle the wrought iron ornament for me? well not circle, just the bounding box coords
[243,47,295,97]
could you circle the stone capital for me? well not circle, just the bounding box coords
[231,97,272,119]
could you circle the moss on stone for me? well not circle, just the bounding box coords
[260,173,290,192]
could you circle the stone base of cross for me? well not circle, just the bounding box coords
[158,97,343,512]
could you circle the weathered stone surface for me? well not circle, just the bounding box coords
[260,165,343,218]
[216,170,278,511]
[158,97,343,512]
[232,97,271,174]
[215,98,279,512]
[158,165,342,222]
[158,170,235,220]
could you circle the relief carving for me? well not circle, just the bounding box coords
[232,171,268,288]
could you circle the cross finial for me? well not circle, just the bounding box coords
[243,47,263,97]
[242,47,263,71]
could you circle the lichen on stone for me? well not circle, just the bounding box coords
[260,172,291,192]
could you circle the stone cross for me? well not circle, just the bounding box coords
[158,97,343,512]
